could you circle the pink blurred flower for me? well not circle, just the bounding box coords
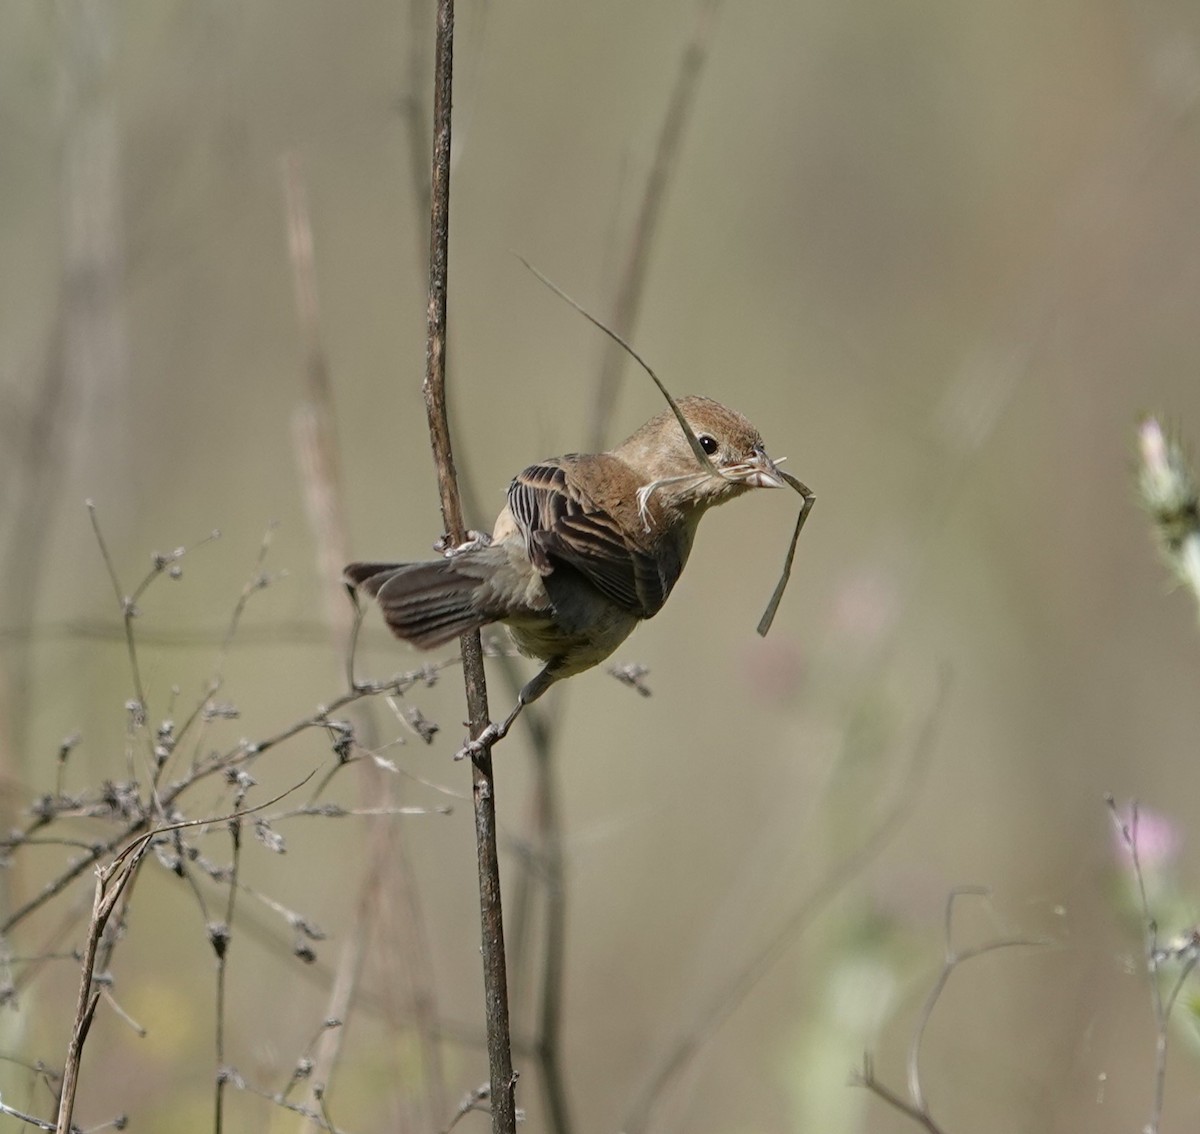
[829,567,899,648]
[1111,804,1182,873]
[742,638,807,703]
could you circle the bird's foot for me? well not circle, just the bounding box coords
[453,697,526,760]
[455,721,504,761]
[434,530,493,558]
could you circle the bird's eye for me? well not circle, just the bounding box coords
[698,434,719,455]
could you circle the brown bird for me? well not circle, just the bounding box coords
[345,396,785,751]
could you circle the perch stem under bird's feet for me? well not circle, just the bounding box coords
[455,659,558,759]
[434,530,493,557]
[456,706,519,761]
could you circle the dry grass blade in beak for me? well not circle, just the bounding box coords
[514,255,813,636]
[515,255,718,475]
[757,470,815,636]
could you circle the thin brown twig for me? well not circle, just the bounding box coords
[55,830,153,1134]
[420,2,517,1131]
[86,503,223,787]
[220,1064,342,1131]
[86,500,147,722]
[215,522,273,670]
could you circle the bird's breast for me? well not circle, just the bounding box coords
[505,602,638,675]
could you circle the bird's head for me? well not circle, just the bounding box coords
[614,395,785,524]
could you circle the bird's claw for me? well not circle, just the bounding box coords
[454,721,502,761]
[434,530,493,558]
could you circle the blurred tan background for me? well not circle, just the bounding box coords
[5,1,1200,1131]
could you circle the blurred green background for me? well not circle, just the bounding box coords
[5,1,1200,1131]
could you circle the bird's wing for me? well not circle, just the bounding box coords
[507,456,681,619]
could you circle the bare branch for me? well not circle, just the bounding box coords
[418,3,517,1131]
[857,888,1046,1134]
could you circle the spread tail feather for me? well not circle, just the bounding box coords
[345,559,492,649]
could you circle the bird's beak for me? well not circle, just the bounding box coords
[742,449,786,489]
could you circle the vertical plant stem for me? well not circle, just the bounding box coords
[420,3,517,1131]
